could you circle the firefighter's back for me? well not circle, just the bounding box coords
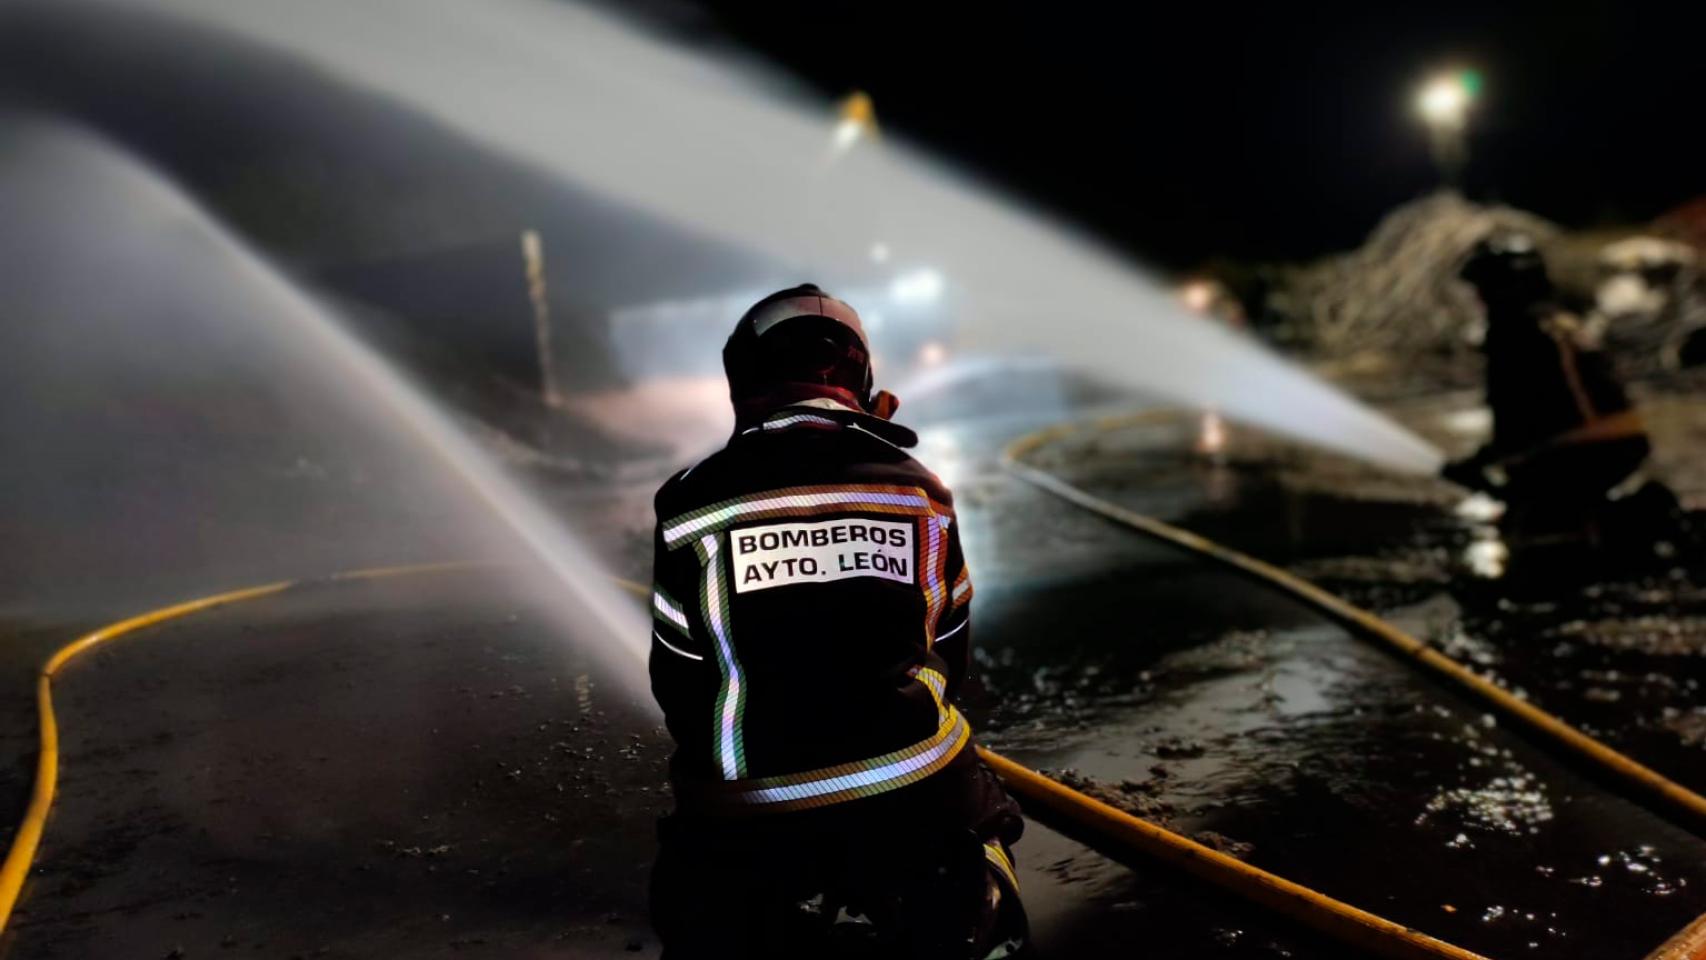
[649,405,972,810]
[645,284,1026,959]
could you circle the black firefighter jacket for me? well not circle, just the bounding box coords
[1482,306,1642,459]
[648,400,975,815]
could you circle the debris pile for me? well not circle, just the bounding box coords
[1268,192,1556,376]
[1264,191,1706,386]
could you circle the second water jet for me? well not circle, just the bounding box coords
[118,0,1441,474]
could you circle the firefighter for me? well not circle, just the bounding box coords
[646,285,1028,959]
[1444,232,1652,517]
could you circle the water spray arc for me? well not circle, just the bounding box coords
[12,121,651,687]
[134,0,1442,474]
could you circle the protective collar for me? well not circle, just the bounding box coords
[739,394,918,449]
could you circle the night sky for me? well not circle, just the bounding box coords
[680,1,1704,269]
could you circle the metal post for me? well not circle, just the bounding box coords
[520,229,562,408]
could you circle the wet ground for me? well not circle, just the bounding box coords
[4,390,1706,959]
[0,518,1357,960]
[2,572,668,959]
[1003,390,1706,957]
[1014,391,1706,798]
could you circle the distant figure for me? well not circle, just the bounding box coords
[646,285,1028,959]
[1444,233,1652,515]
[1594,235,1703,373]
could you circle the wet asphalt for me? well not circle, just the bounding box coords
[988,403,1706,958]
[2,572,666,959]
[2,406,1705,959]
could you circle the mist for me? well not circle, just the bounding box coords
[0,117,651,693]
[103,0,1441,474]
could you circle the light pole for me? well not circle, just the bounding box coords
[1415,69,1481,187]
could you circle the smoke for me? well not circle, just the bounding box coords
[0,117,651,695]
[113,0,1441,473]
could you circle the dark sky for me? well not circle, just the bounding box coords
[678,1,1704,268]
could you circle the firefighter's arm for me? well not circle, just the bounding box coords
[935,520,975,702]
[648,490,711,707]
[1448,409,1648,490]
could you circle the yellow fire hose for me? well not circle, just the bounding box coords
[1648,913,1706,960]
[976,748,1490,960]
[0,544,1698,958]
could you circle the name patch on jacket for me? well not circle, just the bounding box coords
[731,519,913,593]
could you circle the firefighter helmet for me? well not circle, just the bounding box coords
[1460,231,1553,307]
[723,284,874,407]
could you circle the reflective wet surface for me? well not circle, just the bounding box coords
[984,401,1706,957]
[7,397,1706,957]
[4,573,668,959]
